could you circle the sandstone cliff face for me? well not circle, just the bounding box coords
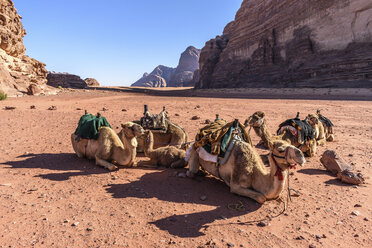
[47,72,87,89]
[0,0,50,96]
[132,46,200,87]
[196,0,372,88]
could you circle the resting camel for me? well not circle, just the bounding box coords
[136,118,188,152]
[245,111,316,157]
[71,122,144,171]
[306,113,326,146]
[186,139,306,203]
[138,130,187,168]
[316,110,334,142]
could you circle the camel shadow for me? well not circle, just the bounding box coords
[1,153,110,181]
[106,170,262,238]
[297,168,332,176]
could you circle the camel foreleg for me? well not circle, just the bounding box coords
[95,156,118,171]
[316,137,326,146]
[230,183,266,204]
[170,159,187,168]
[186,148,199,178]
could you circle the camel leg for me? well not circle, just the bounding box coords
[317,137,326,146]
[186,148,199,178]
[170,159,186,168]
[95,156,118,171]
[327,134,334,142]
[137,159,158,168]
[230,183,266,204]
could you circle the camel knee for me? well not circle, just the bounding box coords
[230,184,266,204]
[170,159,186,168]
[327,134,334,142]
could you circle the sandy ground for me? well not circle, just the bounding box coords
[0,89,371,248]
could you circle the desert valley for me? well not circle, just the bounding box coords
[0,0,371,247]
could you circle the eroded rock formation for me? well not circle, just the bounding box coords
[132,46,200,87]
[0,0,51,96]
[196,0,372,88]
[47,72,87,89]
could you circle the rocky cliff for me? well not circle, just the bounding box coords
[132,46,200,87]
[196,0,372,88]
[0,0,50,96]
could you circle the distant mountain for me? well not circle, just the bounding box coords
[131,46,200,87]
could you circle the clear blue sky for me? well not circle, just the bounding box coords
[14,0,242,86]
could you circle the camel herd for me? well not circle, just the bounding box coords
[71,109,334,204]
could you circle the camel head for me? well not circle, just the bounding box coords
[120,122,145,139]
[244,111,265,128]
[269,140,306,170]
[306,113,319,127]
[302,138,317,157]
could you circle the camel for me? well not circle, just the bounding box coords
[136,118,188,152]
[245,111,316,157]
[186,139,306,203]
[316,110,335,142]
[71,122,144,171]
[306,113,326,146]
[138,130,187,168]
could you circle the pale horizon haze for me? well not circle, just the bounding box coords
[14,0,242,86]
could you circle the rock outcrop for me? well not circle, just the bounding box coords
[132,46,200,87]
[47,72,87,89]
[196,0,372,88]
[0,0,51,96]
[84,78,100,87]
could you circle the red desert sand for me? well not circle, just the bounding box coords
[0,89,371,247]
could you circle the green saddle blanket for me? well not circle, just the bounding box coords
[74,114,112,140]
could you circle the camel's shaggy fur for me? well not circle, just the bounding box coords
[187,139,305,203]
[71,122,144,170]
[139,130,187,168]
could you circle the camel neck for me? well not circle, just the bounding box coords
[254,123,272,145]
[144,132,154,157]
[259,154,287,199]
[121,135,136,162]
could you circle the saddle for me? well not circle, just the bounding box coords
[317,110,334,127]
[277,113,314,144]
[74,112,111,140]
[139,105,168,132]
[194,119,252,157]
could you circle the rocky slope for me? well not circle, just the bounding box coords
[196,0,372,88]
[0,0,52,96]
[132,46,200,87]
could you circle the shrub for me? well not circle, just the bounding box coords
[0,91,7,101]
